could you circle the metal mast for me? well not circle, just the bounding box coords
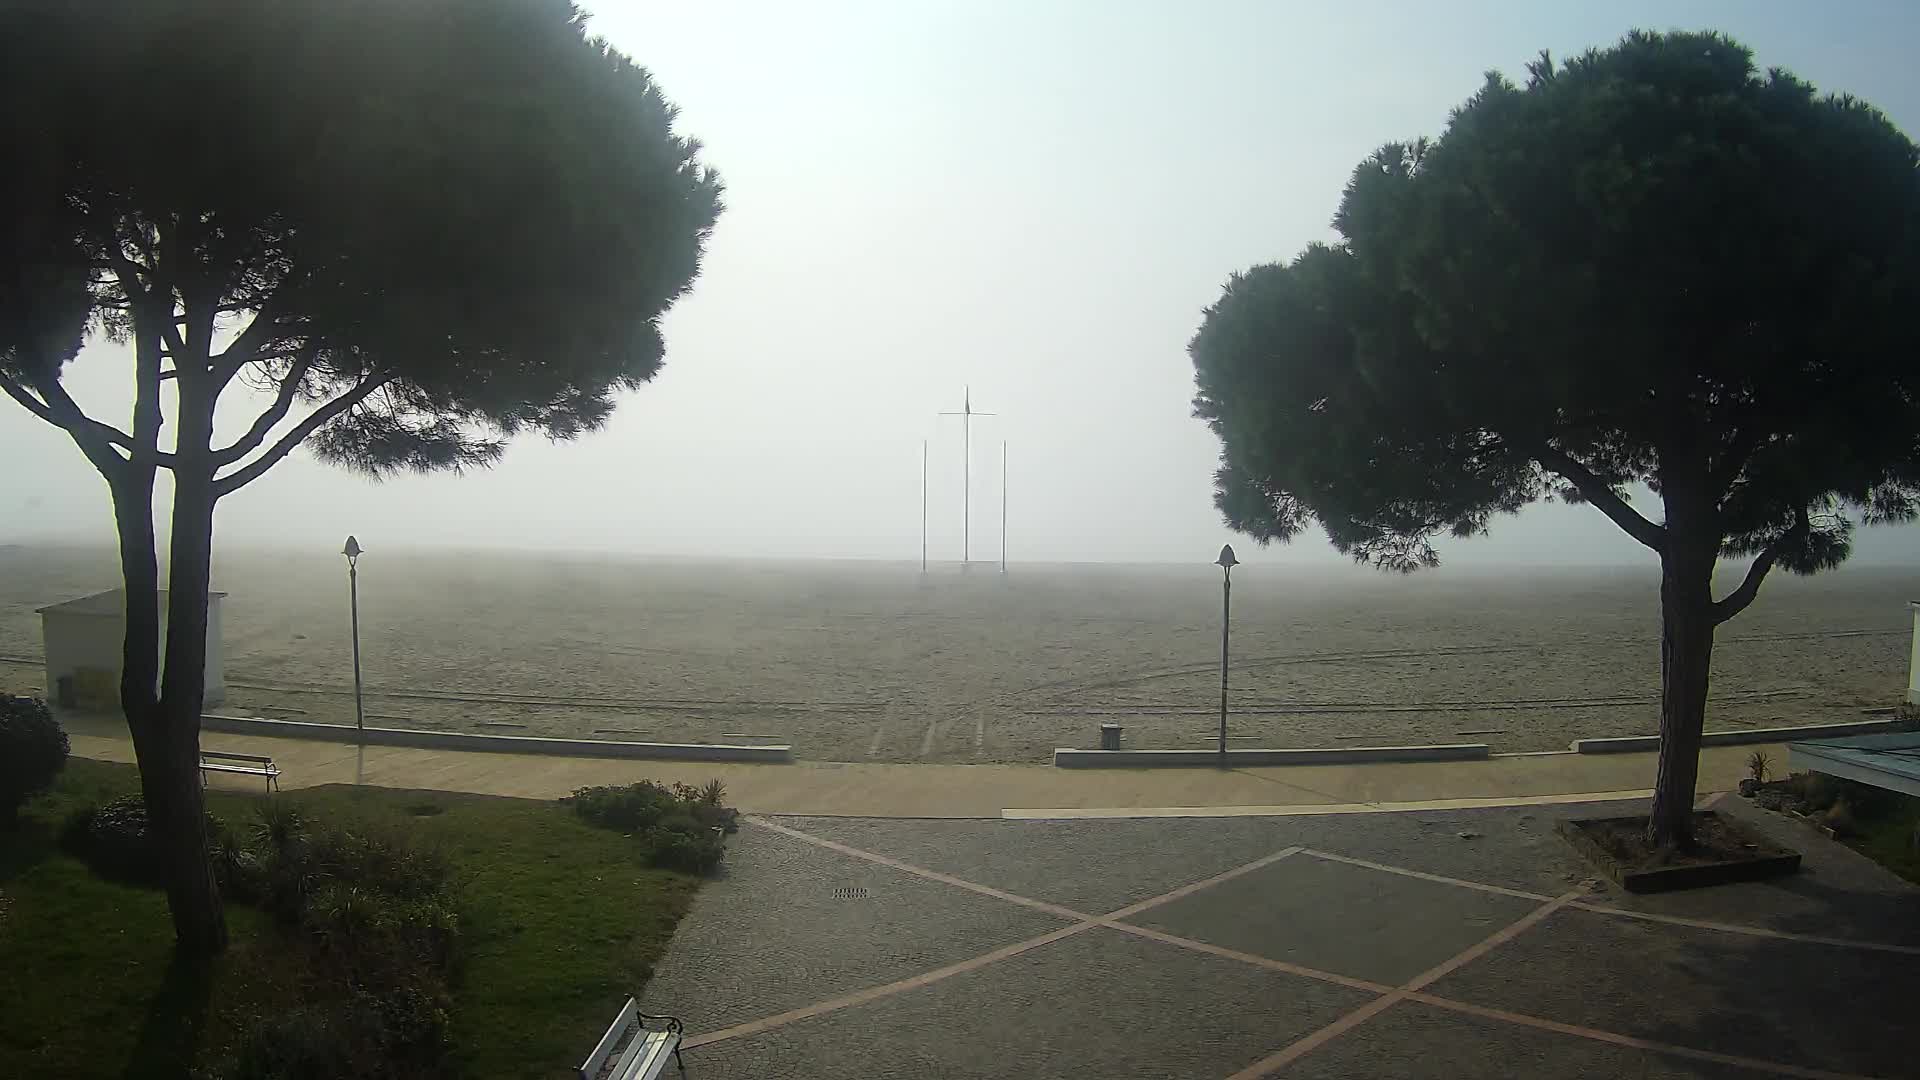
[938,387,994,564]
[1000,440,1007,574]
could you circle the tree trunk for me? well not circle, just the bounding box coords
[1646,536,1717,849]
[109,447,225,950]
[152,383,228,953]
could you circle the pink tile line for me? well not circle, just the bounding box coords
[748,816,1094,921]
[685,820,1319,1050]
[1301,848,1920,957]
[1405,995,1877,1080]
[681,922,1093,1050]
[719,817,1909,1077]
[1221,892,1583,1080]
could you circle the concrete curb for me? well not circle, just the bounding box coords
[1570,718,1906,755]
[1051,743,1490,768]
[200,713,792,763]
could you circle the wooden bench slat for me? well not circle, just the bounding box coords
[618,1031,678,1080]
[580,998,639,1080]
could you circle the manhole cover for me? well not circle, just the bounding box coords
[830,886,870,900]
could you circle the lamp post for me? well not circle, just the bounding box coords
[1216,543,1238,763]
[343,536,365,739]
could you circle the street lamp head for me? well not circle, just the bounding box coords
[343,535,362,561]
[1215,543,1238,568]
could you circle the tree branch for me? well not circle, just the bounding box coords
[0,370,131,480]
[1708,426,1765,502]
[212,351,318,465]
[1712,512,1808,624]
[0,369,172,464]
[212,299,288,382]
[212,374,392,497]
[1532,444,1667,553]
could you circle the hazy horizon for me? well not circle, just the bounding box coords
[4,0,1918,569]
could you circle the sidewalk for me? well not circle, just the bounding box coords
[63,713,1775,817]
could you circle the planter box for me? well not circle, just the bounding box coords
[1557,810,1801,893]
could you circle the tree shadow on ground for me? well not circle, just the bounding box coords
[0,817,58,886]
[120,949,216,1080]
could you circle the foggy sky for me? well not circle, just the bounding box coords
[4,0,1918,568]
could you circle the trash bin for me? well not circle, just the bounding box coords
[1099,723,1123,751]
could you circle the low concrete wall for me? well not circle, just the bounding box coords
[1052,743,1490,768]
[200,713,792,763]
[1570,718,1905,755]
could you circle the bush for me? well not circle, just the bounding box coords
[219,1007,359,1080]
[61,794,228,885]
[308,825,449,902]
[565,780,737,872]
[238,802,451,924]
[642,823,726,874]
[674,779,740,834]
[1,696,68,827]
[303,883,459,968]
[214,986,450,1080]
[206,808,461,1079]
[565,781,684,833]
[1821,797,1860,838]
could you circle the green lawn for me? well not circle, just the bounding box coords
[0,758,705,1079]
[1843,791,1920,887]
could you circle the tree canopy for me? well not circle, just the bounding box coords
[0,0,723,949]
[1193,31,1919,589]
[2,0,723,483]
[1189,30,1920,847]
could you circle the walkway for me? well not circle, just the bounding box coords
[66,711,1786,818]
[64,715,1917,1074]
[645,796,1916,1078]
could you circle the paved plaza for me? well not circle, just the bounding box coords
[644,797,1918,1079]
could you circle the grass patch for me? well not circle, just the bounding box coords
[1752,771,1920,887]
[0,758,706,1078]
[1841,792,1920,886]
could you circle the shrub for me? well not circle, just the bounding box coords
[247,808,452,926]
[643,823,726,874]
[253,800,308,855]
[68,795,163,881]
[566,781,684,833]
[1822,797,1859,838]
[211,830,265,902]
[566,781,737,872]
[1746,750,1772,784]
[65,795,228,883]
[308,825,449,901]
[0,696,68,827]
[219,1007,359,1080]
[214,987,450,1080]
[1797,771,1841,812]
[674,780,739,834]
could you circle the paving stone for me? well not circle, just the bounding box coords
[1572,797,1920,948]
[1287,1000,1760,1079]
[1128,851,1545,985]
[1431,906,1920,1079]
[642,825,1071,1034]
[681,924,1376,1080]
[782,814,1305,914]
[648,805,1912,1076]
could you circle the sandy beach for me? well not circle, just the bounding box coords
[1,544,1910,764]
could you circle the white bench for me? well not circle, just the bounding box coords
[580,997,685,1080]
[199,750,280,793]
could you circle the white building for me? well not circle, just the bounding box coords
[36,589,227,709]
[1910,600,1919,706]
